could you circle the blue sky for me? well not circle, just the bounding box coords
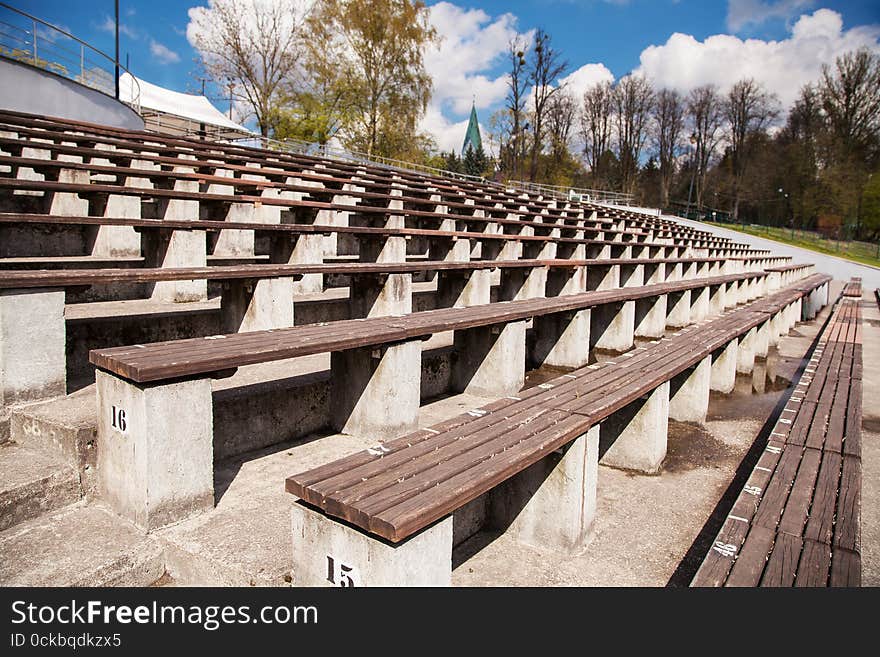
[13,1,880,149]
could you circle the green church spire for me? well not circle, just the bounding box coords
[461,101,482,157]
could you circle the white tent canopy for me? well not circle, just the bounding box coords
[119,72,252,137]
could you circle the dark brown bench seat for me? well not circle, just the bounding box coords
[692,282,862,587]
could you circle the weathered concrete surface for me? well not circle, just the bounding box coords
[291,503,453,587]
[96,371,214,531]
[0,442,79,531]
[0,503,164,586]
[860,292,880,586]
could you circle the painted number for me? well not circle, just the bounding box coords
[326,556,358,587]
[111,405,127,433]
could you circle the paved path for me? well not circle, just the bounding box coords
[669,216,880,288]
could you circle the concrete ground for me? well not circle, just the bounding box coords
[860,290,880,585]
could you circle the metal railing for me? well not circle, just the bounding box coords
[507,179,635,206]
[232,134,489,183]
[0,2,140,113]
[222,134,636,207]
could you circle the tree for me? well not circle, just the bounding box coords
[307,0,437,158]
[819,48,880,162]
[652,88,686,208]
[724,79,779,221]
[687,85,724,211]
[462,144,488,177]
[818,48,880,237]
[545,91,577,178]
[504,37,530,180]
[188,0,305,137]
[526,29,568,181]
[613,74,654,196]
[580,80,613,187]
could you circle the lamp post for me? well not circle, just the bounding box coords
[114,0,120,100]
[685,133,697,219]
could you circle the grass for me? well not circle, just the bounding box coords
[707,222,880,269]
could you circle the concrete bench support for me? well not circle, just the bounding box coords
[330,339,421,440]
[273,233,324,295]
[710,340,738,394]
[350,273,412,318]
[600,381,670,474]
[708,283,727,316]
[437,269,491,308]
[592,301,635,353]
[635,294,667,338]
[220,277,294,333]
[144,229,208,302]
[737,327,758,374]
[754,320,770,359]
[290,501,453,587]
[95,370,214,530]
[94,192,142,257]
[531,309,591,369]
[667,290,691,328]
[0,288,66,414]
[691,285,710,322]
[500,266,547,301]
[453,321,526,397]
[669,356,711,423]
[490,425,600,554]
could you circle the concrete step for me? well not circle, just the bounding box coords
[0,503,165,586]
[10,387,99,496]
[0,441,80,531]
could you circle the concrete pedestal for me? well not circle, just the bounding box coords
[635,294,667,338]
[667,290,691,328]
[349,273,412,318]
[710,340,738,394]
[437,269,491,308]
[737,327,758,374]
[145,230,208,302]
[491,426,599,554]
[531,310,591,369]
[453,321,526,397]
[93,193,142,257]
[96,370,214,530]
[708,284,727,316]
[291,502,452,587]
[500,267,547,301]
[691,286,710,322]
[600,381,670,474]
[330,340,421,440]
[591,301,635,353]
[669,356,711,423]
[220,277,294,333]
[0,288,66,408]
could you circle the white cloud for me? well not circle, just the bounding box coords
[558,62,615,100]
[97,15,138,39]
[149,40,181,65]
[419,2,532,151]
[636,9,880,109]
[727,0,815,32]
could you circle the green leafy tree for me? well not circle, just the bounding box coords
[307,0,438,158]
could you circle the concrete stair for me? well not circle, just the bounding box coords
[0,503,165,586]
[0,442,79,531]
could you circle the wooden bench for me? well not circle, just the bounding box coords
[85,269,789,531]
[282,274,831,585]
[842,278,862,298]
[0,110,761,252]
[692,280,862,587]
